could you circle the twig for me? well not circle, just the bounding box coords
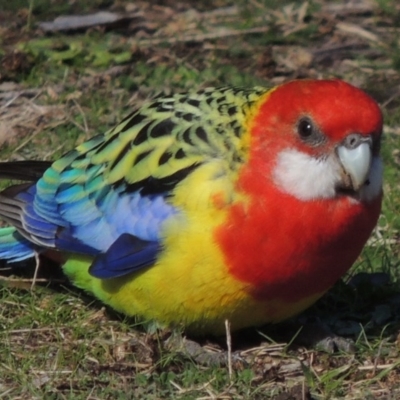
[0,276,64,283]
[30,252,40,290]
[373,339,386,375]
[26,0,35,31]
[0,94,21,111]
[72,99,90,140]
[382,90,400,108]
[132,26,270,47]
[358,363,399,371]
[6,327,63,333]
[225,319,232,382]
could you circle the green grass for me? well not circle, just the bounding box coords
[1,0,400,398]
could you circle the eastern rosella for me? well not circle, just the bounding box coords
[0,79,383,334]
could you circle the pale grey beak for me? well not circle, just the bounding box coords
[337,136,372,191]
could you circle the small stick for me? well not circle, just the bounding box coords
[225,319,232,381]
[31,252,41,290]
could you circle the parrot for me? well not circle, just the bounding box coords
[0,79,383,335]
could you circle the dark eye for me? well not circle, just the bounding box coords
[297,118,314,138]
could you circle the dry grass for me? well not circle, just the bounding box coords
[1,0,400,398]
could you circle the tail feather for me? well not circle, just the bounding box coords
[0,226,37,263]
[0,160,52,181]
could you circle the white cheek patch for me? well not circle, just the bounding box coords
[272,148,383,202]
[272,149,341,201]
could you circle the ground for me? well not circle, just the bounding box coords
[1,0,400,398]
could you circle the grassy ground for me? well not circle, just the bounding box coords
[1,0,400,398]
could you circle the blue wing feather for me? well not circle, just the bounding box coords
[89,234,160,278]
[0,170,176,276]
[0,227,37,262]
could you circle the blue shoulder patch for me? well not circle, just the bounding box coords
[89,233,160,279]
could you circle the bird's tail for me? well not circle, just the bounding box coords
[0,226,37,262]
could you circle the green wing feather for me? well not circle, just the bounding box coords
[51,86,268,193]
